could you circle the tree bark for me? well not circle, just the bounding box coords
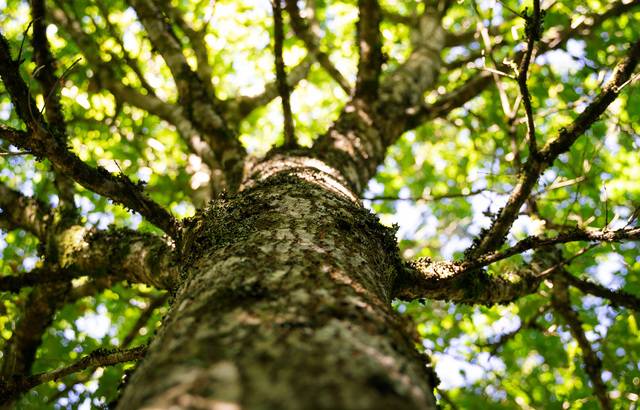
[118,155,437,410]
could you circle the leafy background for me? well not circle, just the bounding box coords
[1,0,639,408]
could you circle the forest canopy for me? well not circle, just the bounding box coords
[1,0,640,408]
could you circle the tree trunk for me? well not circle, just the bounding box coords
[118,155,437,410]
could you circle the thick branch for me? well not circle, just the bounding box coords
[393,258,543,305]
[58,227,179,290]
[1,227,178,293]
[155,1,216,99]
[128,0,246,188]
[355,0,383,100]
[394,246,566,305]
[312,10,446,193]
[272,0,296,148]
[0,180,51,238]
[31,0,77,214]
[0,267,81,293]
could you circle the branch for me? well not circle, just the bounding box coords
[363,188,486,202]
[480,305,548,354]
[393,246,567,305]
[272,0,296,148]
[311,10,447,193]
[0,34,178,236]
[0,180,51,238]
[31,0,77,214]
[355,0,383,100]
[563,272,640,311]
[403,71,493,131]
[58,227,179,290]
[155,1,216,99]
[129,0,246,190]
[0,345,147,404]
[121,294,168,347]
[466,38,640,258]
[393,258,543,305]
[48,6,222,189]
[467,226,640,270]
[0,267,82,293]
[551,278,612,410]
[517,0,543,156]
[1,281,70,386]
[540,39,640,162]
[285,0,351,93]
[228,55,314,123]
[0,227,178,293]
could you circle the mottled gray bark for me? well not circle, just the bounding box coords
[118,157,437,410]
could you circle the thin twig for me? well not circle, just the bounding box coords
[363,189,487,202]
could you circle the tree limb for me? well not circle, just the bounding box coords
[312,9,446,193]
[0,267,81,293]
[272,0,296,148]
[285,0,351,93]
[393,258,543,305]
[226,55,314,124]
[58,227,179,290]
[129,0,246,190]
[563,272,640,311]
[467,38,640,258]
[0,180,51,239]
[517,0,542,156]
[551,277,612,410]
[30,0,77,216]
[466,226,640,270]
[0,227,179,293]
[0,34,179,236]
[0,345,147,405]
[355,0,383,100]
[155,0,216,100]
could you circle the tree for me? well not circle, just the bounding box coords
[0,0,639,408]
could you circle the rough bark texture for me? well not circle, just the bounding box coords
[118,157,437,409]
